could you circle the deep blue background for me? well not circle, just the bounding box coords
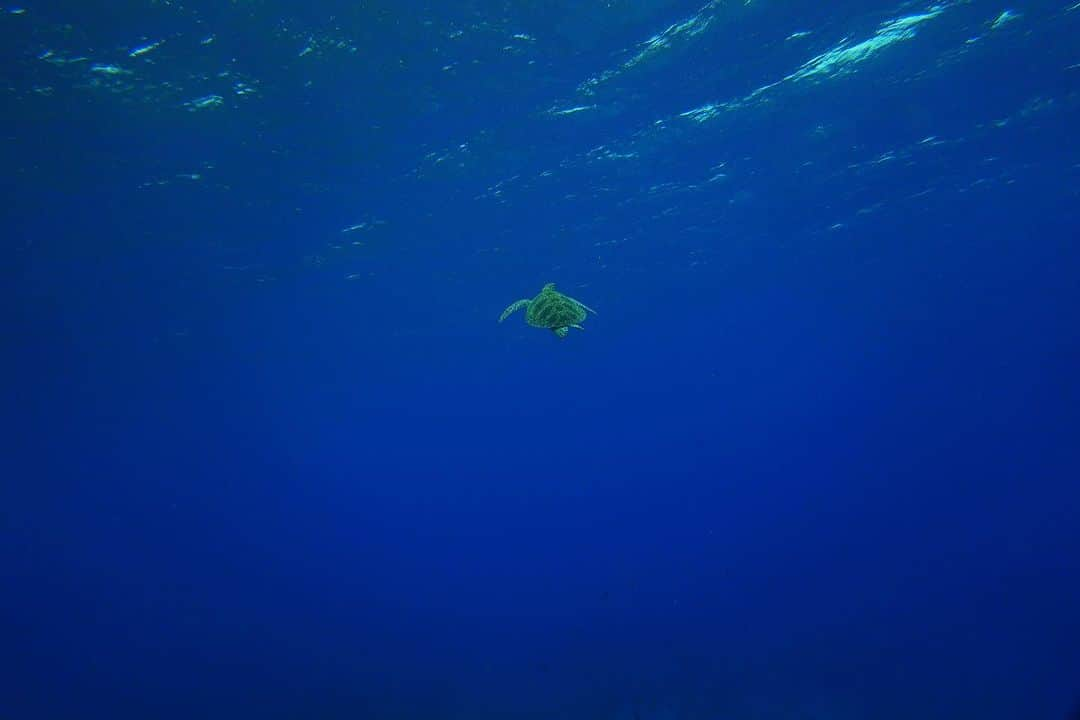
[3,1,1079,718]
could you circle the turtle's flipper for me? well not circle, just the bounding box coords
[570,324,585,331]
[573,299,597,315]
[499,299,529,323]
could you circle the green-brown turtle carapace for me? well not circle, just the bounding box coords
[499,283,597,339]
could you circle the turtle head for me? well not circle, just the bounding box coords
[553,326,569,339]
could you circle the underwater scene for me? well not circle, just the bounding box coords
[3,0,1080,718]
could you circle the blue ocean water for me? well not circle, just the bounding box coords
[3,1,1079,718]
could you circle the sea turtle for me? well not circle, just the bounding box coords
[499,282,597,339]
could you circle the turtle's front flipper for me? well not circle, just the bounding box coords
[574,300,597,315]
[499,299,529,323]
[570,324,585,331]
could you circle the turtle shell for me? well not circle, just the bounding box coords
[525,285,587,330]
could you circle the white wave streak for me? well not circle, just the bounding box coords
[787,5,946,82]
[680,5,948,123]
[578,1,721,95]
